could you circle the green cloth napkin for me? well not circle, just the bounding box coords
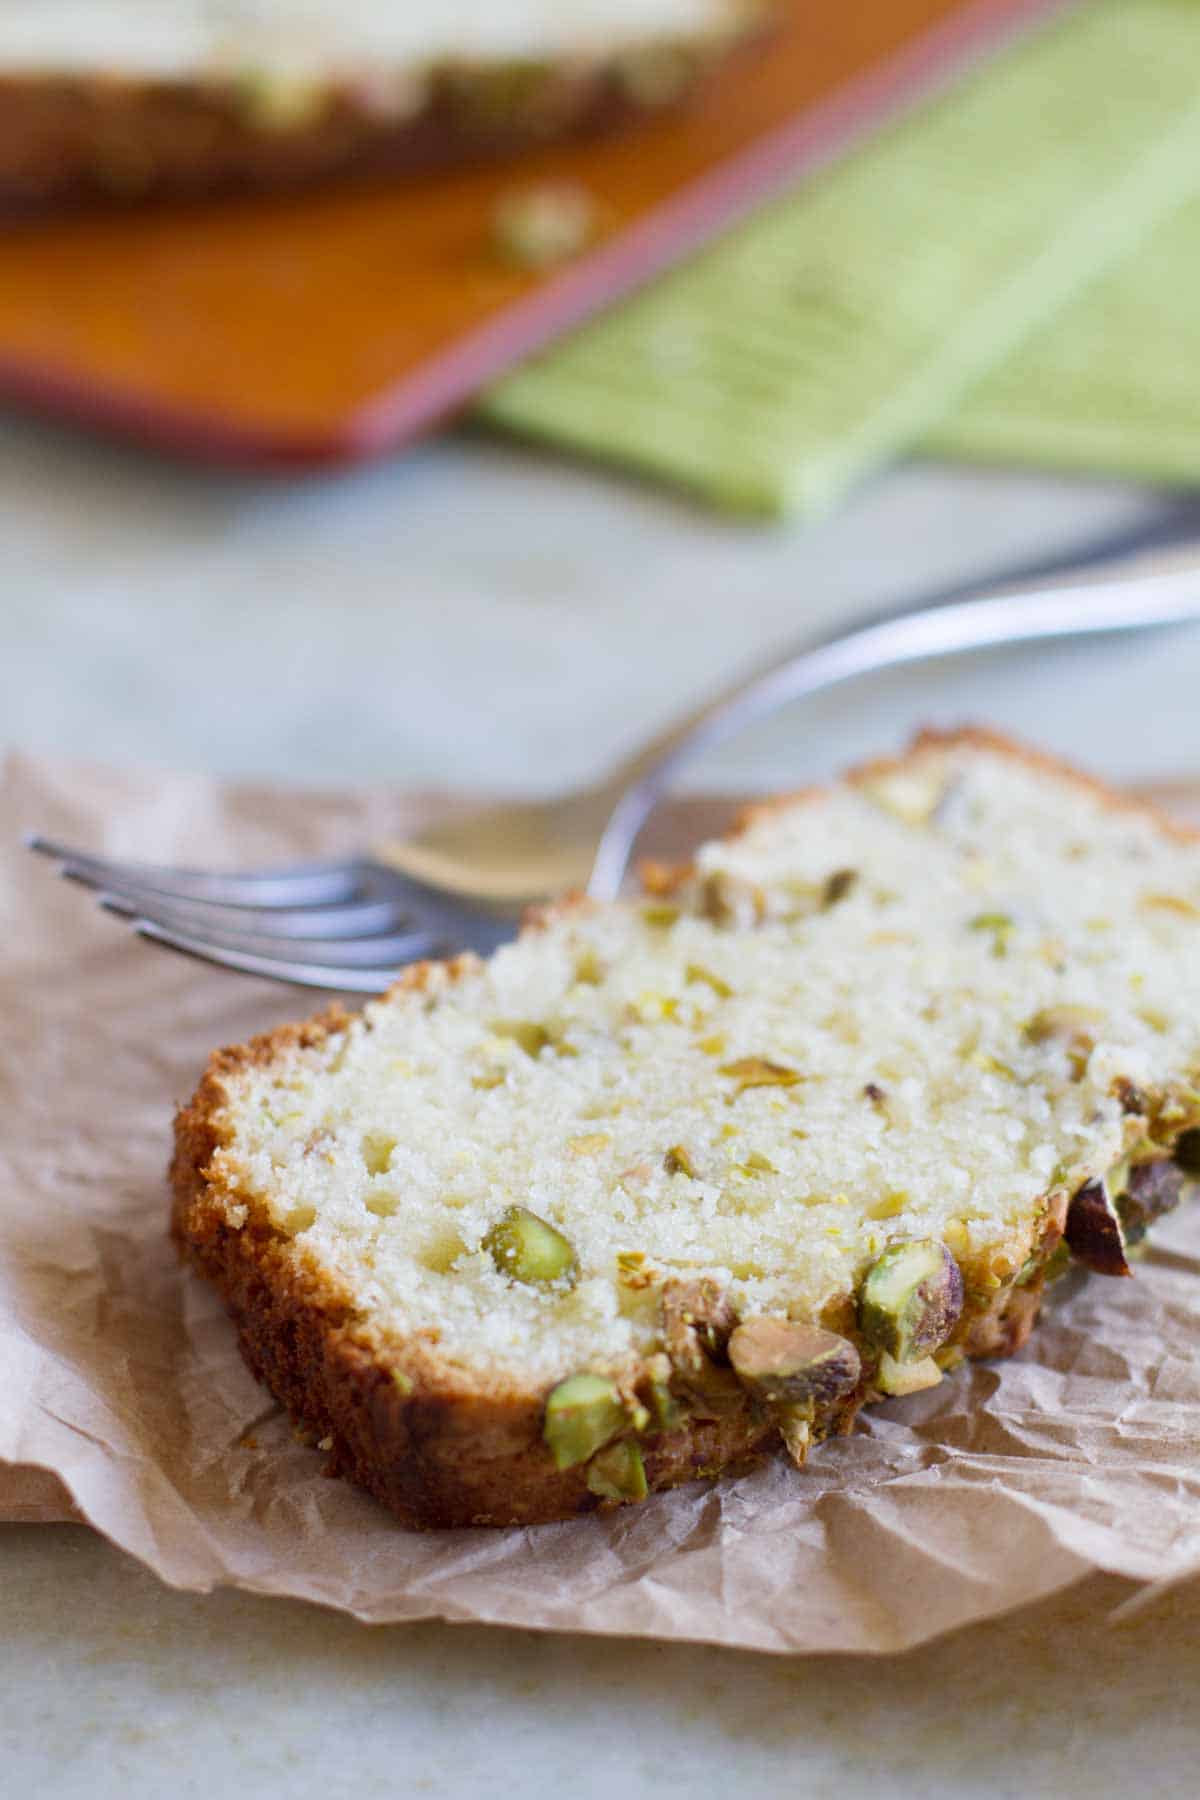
[477,0,1200,517]
[927,185,1200,485]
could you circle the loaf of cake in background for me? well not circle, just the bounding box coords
[0,0,777,205]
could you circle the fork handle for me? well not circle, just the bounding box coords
[587,543,1200,899]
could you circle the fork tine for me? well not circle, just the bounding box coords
[27,835,368,908]
[96,887,415,941]
[131,919,407,993]
[99,896,440,968]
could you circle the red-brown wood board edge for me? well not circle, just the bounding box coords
[0,0,1072,469]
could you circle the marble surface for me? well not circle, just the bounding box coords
[4,414,1200,1795]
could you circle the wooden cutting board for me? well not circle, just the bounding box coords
[0,0,1066,468]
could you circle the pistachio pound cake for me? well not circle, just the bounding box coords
[0,1,772,207]
[172,730,1200,1529]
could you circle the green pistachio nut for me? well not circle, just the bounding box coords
[858,1239,964,1362]
[586,1438,648,1502]
[483,1205,578,1286]
[640,1354,682,1434]
[728,1317,861,1411]
[1064,1179,1131,1277]
[1023,1004,1104,1045]
[646,1376,681,1433]
[543,1374,626,1470]
[776,1407,812,1468]
[876,1352,944,1397]
[1118,1158,1186,1245]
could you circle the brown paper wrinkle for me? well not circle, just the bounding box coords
[3,750,1200,1654]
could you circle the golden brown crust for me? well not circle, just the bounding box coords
[170,727,1194,1528]
[172,1115,775,1527]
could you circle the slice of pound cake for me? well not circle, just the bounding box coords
[172,730,1200,1528]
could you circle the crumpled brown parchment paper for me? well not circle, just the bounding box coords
[3,750,1200,1656]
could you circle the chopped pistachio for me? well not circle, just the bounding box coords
[1064,1179,1131,1277]
[641,1354,680,1433]
[483,1205,577,1286]
[867,1191,909,1222]
[1140,892,1200,920]
[660,1277,737,1378]
[471,1068,506,1091]
[1118,1158,1186,1244]
[701,871,765,928]
[779,877,823,919]
[391,1369,414,1397]
[741,1151,776,1174]
[728,1318,860,1409]
[641,903,680,929]
[235,71,326,130]
[573,947,605,986]
[1023,1005,1103,1081]
[969,911,1014,956]
[361,1131,397,1176]
[492,180,595,270]
[492,1019,552,1057]
[364,1191,401,1219]
[822,868,859,908]
[942,1217,970,1258]
[568,1132,610,1156]
[664,1144,697,1179]
[877,1352,943,1396]
[1151,1085,1200,1139]
[616,42,694,105]
[631,990,679,1023]
[1023,1004,1105,1045]
[543,1374,626,1470]
[685,961,733,999]
[861,769,946,826]
[777,1409,812,1468]
[586,1438,647,1502]
[858,1239,964,1362]
[719,1056,803,1098]
[970,1052,1016,1080]
[421,1228,467,1275]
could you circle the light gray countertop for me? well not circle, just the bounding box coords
[3,417,1200,1795]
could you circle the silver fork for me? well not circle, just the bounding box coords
[27,547,1200,992]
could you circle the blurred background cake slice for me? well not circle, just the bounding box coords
[0,0,777,205]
